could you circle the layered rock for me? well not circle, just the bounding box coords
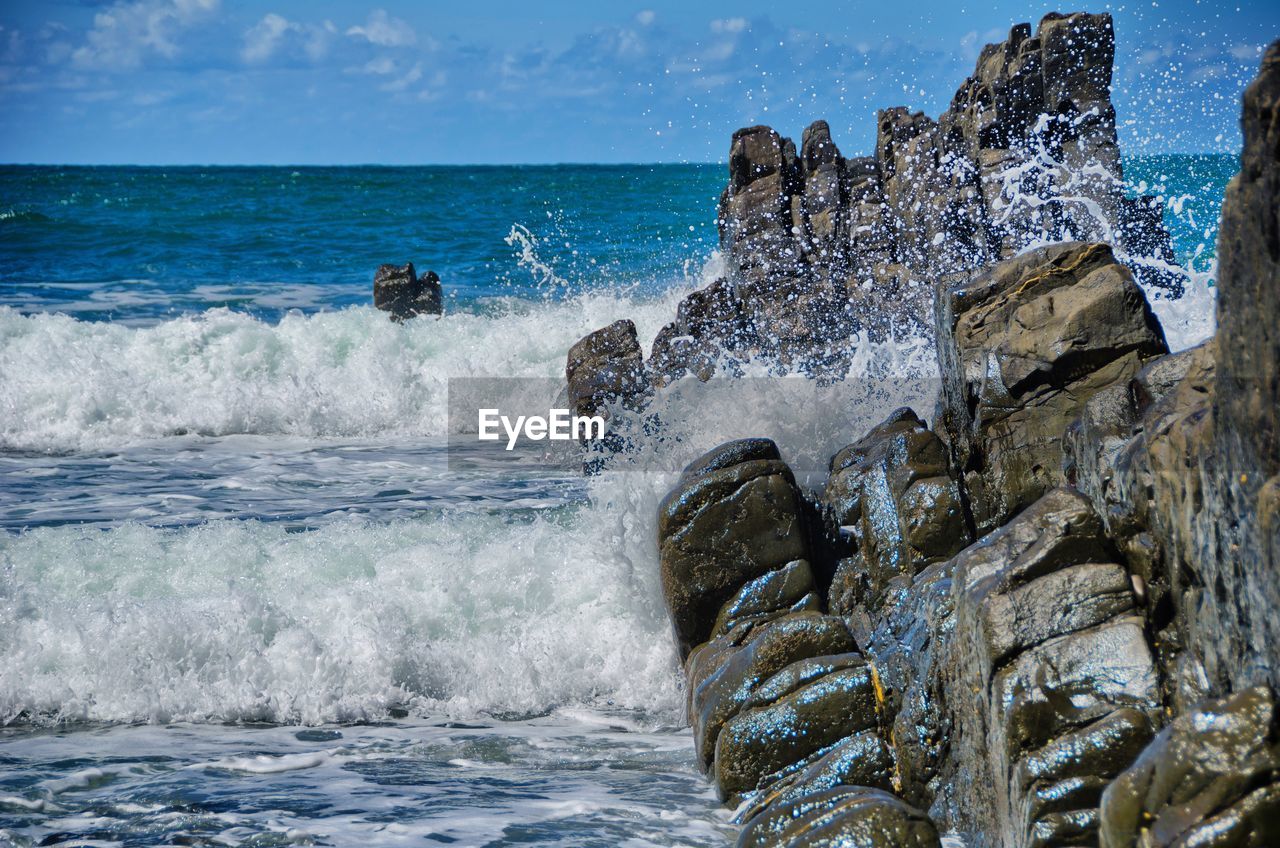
[659,440,935,845]
[935,241,1168,532]
[820,408,972,626]
[939,489,1160,847]
[1099,686,1280,847]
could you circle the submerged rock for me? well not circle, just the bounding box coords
[373,262,443,320]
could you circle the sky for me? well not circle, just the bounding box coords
[0,0,1274,164]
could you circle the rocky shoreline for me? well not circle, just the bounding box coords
[567,12,1278,848]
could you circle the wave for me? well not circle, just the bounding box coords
[0,283,702,453]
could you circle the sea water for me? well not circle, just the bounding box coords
[0,159,1230,846]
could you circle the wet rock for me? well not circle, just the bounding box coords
[658,439,813,657]
[1201,40,1280,696]
[715,659,881,798]
[373,262,443,320]
[935,242,1168,530]
[940,488,1160,847]
[686,613,855,771]
[1099,686,1280,848]
[565,319,647,420]
[744,731,898,817]
[711,559,821,638]
[736,787,940,848]
[821,408,971,613]
[649,279,757,386]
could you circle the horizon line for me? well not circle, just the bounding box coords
[0,152,1237,168]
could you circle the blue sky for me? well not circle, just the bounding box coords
[0,0,1274,164]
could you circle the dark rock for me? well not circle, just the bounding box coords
[711,560,820,638]
[939,488,1160,847]
[686,613,855,771]
[1099,686,1280,848]
[715,659,881,798]
[373,262,443,320]
[565,319,647,420]
[821,408,971,613]
[743,731,898,818]
[659,441,812,658]
[935,242,1168,531]
[1202,40,1280,696]
[736,787,940,848]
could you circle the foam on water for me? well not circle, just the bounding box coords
[0,273,708,454]
[0,716,735,846]
[0,330,939,727]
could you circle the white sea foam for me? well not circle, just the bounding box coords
[0,286,697,453]
[0,313,938,728]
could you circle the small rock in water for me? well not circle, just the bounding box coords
[373,262,443,321]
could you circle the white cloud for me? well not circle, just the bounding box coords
[241,13,335,63]
[635,10,655,26]
[381,61,422,92]
[71,0,219,70]
[241,13,290,63]
[1228,43,1262,62]
[345,9,415,47]
[360,56,396,75]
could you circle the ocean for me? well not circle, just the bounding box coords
[0,158,1232,846]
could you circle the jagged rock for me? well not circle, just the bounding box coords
[935,241,1168,531]
[565,319,647,420]
[686,614,855,771]
[659,440,812,658]
[649,279,756,386]
[860,560,956,810]
[822,408,971,614]
[714,658,881,797]
[1099,686,1280,848]
[736,787,940,848]
[373,262,443,320]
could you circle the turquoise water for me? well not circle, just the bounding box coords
[0,158,1232,846]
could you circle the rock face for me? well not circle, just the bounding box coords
[658,439,812,658]
[373,262,443,320]
[935,241,1168,532]
[1201,40,1280,696]
[1099,686,1280,848]
[648,25,1278,848]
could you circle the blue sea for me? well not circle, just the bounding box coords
[0,157,1232,846]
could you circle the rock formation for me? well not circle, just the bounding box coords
[584,11,1181,390]
[373,262,443,320]
[641,27,1279,848]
